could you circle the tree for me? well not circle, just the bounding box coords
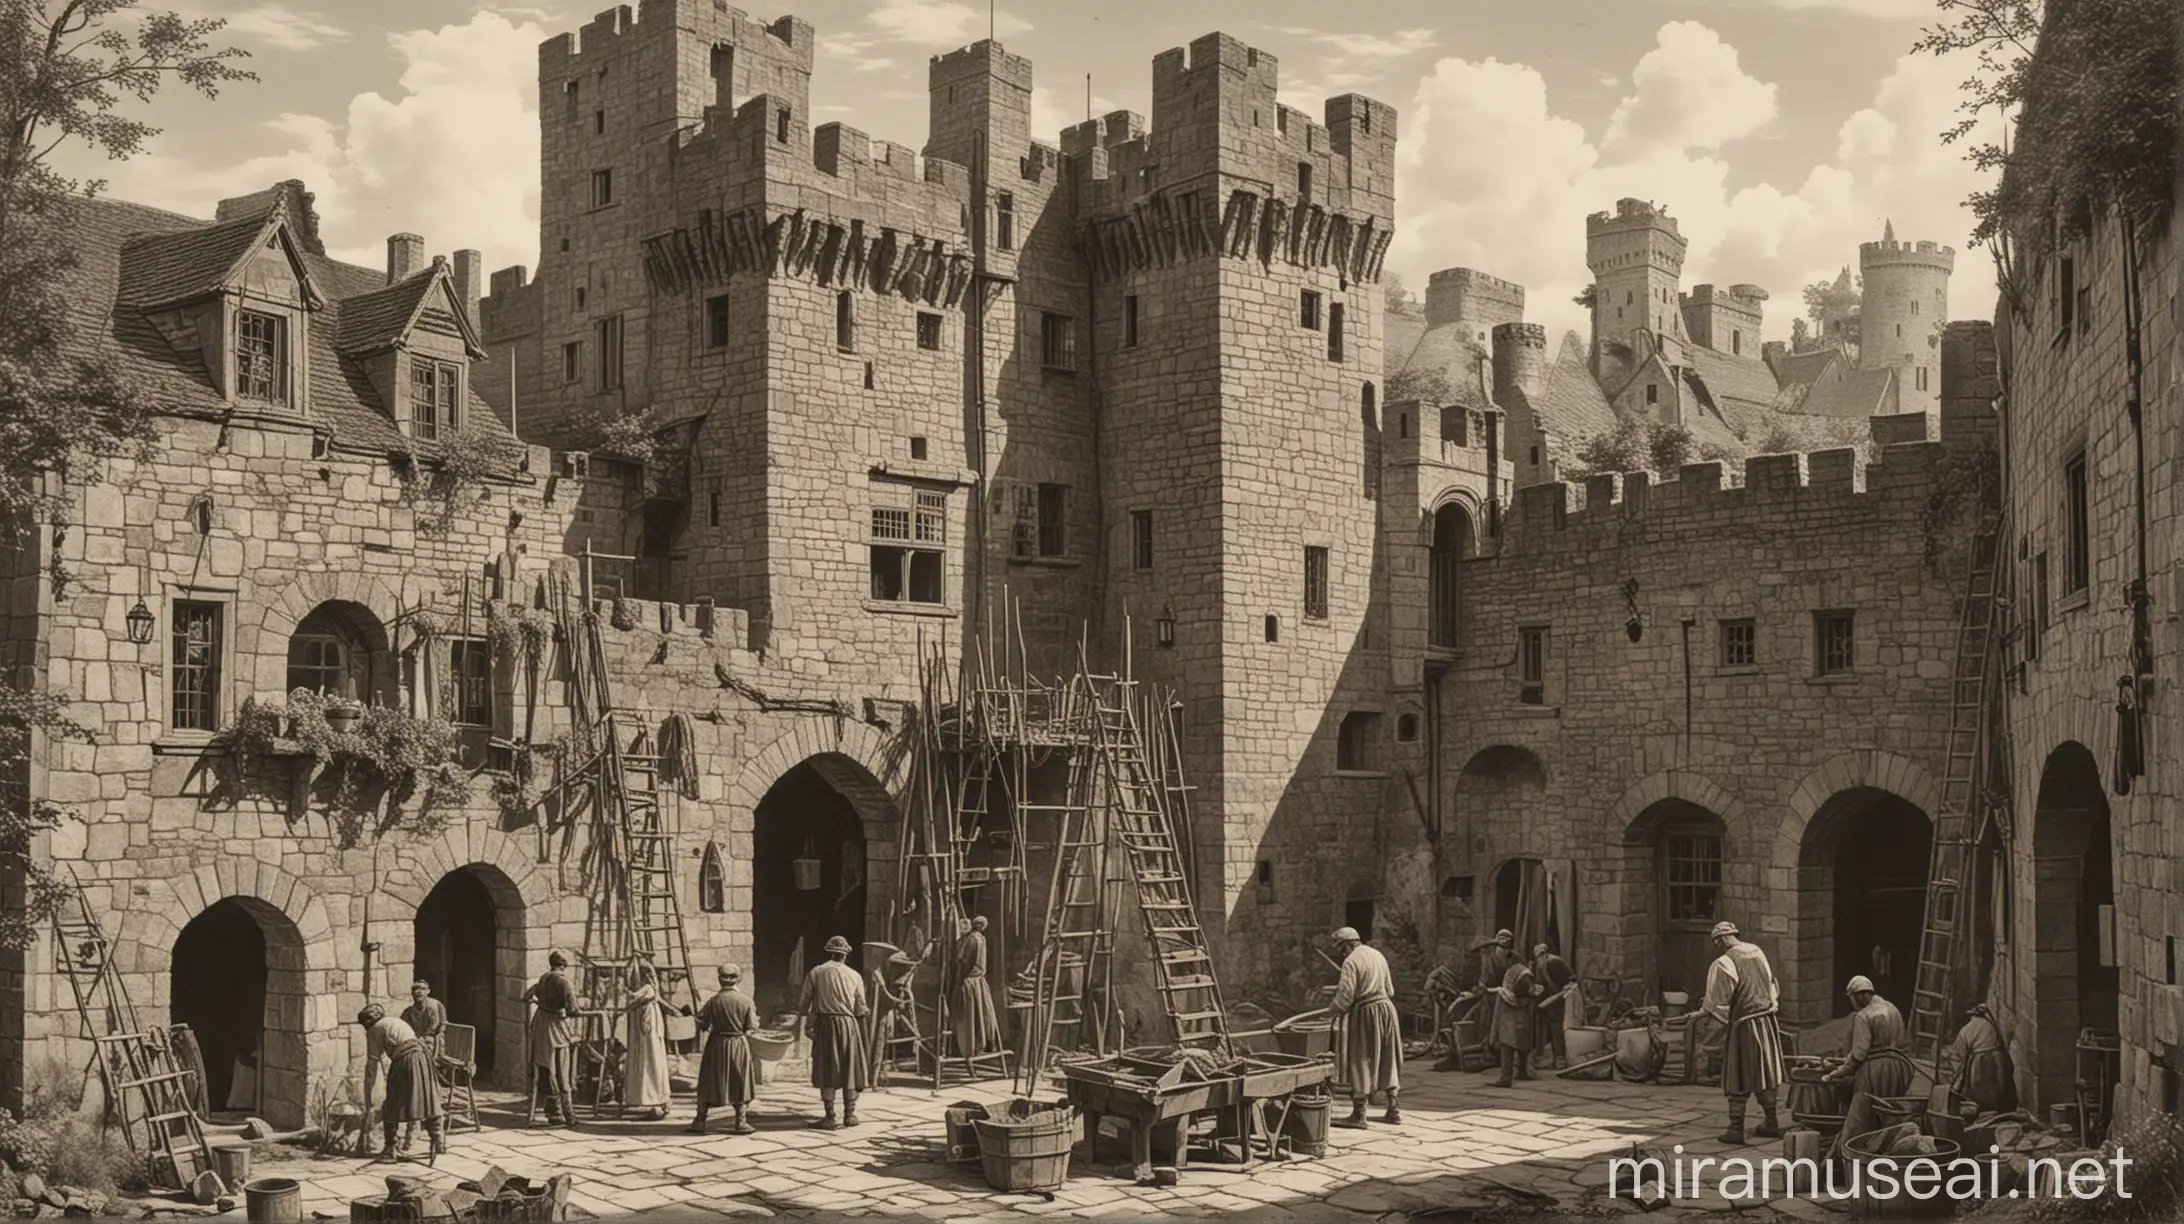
[1790,317,1812,351]
[0,0,253,525]
[1568,418,1704,477]
[1383,272,1415,316]
[1572,284,1597,311]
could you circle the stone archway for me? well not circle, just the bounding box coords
[414,865,525,1080]
[170,897,307,1122]
[1601,770,1748,1004]
[2027,742,2115,1109]
[1796,788,1932,1017]
[1620,798,1731,1003]
[749,756,894,1016]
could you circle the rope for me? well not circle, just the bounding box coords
[659,712,701,799]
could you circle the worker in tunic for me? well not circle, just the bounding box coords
[1328,926,1403,1128]
[623,959,672,1120]
[521,951,579,1126]
[952,916,1001,1057]
[396,980,448,1154]
[1531,943,1575,1070]
[1489,954,1541,1087]
[359,1004,445,1162]
[690,965,760,1136]
[1943,1003,2017,1117]
[1700,921,1786,1145]
[1474,930,1519,1076]
[797,935,871,1130]
[1825,975,1916,1159]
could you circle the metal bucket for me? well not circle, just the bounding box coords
[209,1142,251,1191]
[245,1178,302,1224]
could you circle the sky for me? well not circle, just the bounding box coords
[62,0,2001,344]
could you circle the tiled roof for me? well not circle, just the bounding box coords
[335,270,439,354]
[1800,366,1897,419]
[1771,347,1844,393]
[62,191,512,466]
[1393,320,1493,407]
[1521,331,1619,463]
[1685,344,1781,413]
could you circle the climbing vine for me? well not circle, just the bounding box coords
[1923,443,2000,575]
[214,690,471,848]
[0,685,85,951]
[401,427,524,537]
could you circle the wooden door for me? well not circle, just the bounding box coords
[1657,828,1723,1000]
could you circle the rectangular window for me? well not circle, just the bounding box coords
[595,316,624,390]
[448,639,493,726]
[1336,711,1380,771]
[562,341,581,383]
[1645,382,1659,405]
[593,109,605,136]
[916,311,942,351]
[836,292,855,351]
[2064,450,2089,594]
[408,360,460,440]
[1299,290,1321,330]
[234,310,285,404]
[1732,329,1742,355]
[2076,284,2092,337]
[1303,546,1330,620]
[708,487,721,528]
[2032,550,2050,650]
[1815,611,1856,676]
[869,489,945,604]
[1916,366,1929,392]
[1131,510,1153,570]
[286,635,345,697]
[1518,626,1545,703]
[1039,312,1077,371]
[564,79,579,119]
[1124,295,1139,348]
[1036,483,1067,557]
[1663,833,1723,922]
[705,294,730,349]
[1720,618,1755,668]
[775,107,791,143]
[171,600,222,732]
[1297,162,1312,198]
[995,192,1015,250]
[589,168,613,209]
[2057,256,2076,337]
[1327,302,1344,362]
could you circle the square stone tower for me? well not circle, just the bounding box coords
[1587,198,1689,382]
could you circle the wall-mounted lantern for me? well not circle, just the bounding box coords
[1156,604,1176,649]
[124,597,156,646]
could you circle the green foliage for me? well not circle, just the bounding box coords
[487,600,555,667]
[1917,0,2177,255]
[1386,363,1454,409]
[0,683,87,951]
[596,410,661,469]
[403,426,523,537]
[0,2,254,525]
[1572,284,1597,311]
[1923,441,1999,575]
[0,1105,148,1195]
[1568,417,1701,477]
[1968,1114,2184,1221]
[215,689,470,848]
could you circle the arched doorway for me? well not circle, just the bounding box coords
[1429,503,1475,649]
[1449,746,1548,954]
[1623,799,1727,1002]
[1798,788,1932,1016]
[2029,743,2116,1107]
[752,760,873,1017]
[414,865,525,1079]
[171,898,305,1120]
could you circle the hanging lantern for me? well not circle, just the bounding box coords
[1156,604,1176,649]
[124,598,156,646]
[792,837,823,892]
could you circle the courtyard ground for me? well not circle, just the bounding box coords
[239,1057,1865,1221]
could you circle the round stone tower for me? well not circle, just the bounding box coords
[1491,322,1548,407]
[1859,220,1954,417]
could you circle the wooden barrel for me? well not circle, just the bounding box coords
[974,1104,1076,1193]
[1787,1071,1853,1118]
[1843,1130,1960,1220]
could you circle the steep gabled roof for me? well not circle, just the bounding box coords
[1800,366,1897,419]
[1521,330,1619,463]
[334,262,489,359]
[116,204,325,311]
[1685,344,1781,414]
[1390,319,1493,408]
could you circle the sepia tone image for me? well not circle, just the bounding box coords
[0,0,2176,1218]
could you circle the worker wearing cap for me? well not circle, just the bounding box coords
[1699,921,1785,1145]
[1825,974,1915,1159]
[1328,927,1402,1128]
[690,965,759,1136]
[358,1003,445,1163]
[797,935,871,1129]
[1474,930,1519,1077]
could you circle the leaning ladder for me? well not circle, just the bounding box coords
[1019,706,1113,1093]
[1908,518,2003,1071]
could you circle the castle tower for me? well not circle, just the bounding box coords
[1812,266,1861,354]
[1859,221,1954,416]
[1586,199,1689,383]
[1425,268,1525,345]
[1680,283,1767,357]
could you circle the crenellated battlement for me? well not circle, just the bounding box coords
[541,1,811,75]
[929,40,1032,93]
[1860,238,1956,273]
[1498,441,1949,555]
[1427,268,1524,328]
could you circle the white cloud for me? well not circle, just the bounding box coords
[81,13,544,275]
[1604,22,1777,156]
[1711,0,1933,17]
[866,0,1029,49]
[218,5,347,51]
[1030,87,1120,145]
[1263,24,1439,112]
[1392,30,1998,346]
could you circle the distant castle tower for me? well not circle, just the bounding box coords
[1586,198,1688,385]
[1811,266,1861,354]
[1859,220,1954,416]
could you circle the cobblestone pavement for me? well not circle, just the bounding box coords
[248,1061,1848,1221]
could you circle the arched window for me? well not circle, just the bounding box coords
[286,601,387,700]
[698,841,726,914]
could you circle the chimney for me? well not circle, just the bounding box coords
[452,249,483,330]
[1491,322,1549,409]
[1762,340,1788,372]
[386,233,425,285]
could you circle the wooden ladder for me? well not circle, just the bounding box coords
[1908,519,2002,1070]
[1088,675,1231,1055]
[1020,715,1114,1091]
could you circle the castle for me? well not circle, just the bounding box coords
[4,0,2168,1142]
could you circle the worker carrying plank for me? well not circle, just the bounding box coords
[1700,921,1786,1145]
[1327,926,1403,1129]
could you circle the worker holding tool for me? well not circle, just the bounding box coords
[1475,930,1519,1076]
[1488,951,1540,1087]
[358,1003,446,1163]
[1824,975,1915,1159]
[521,951,579,1127]
[1328,926,1402,1128]
[1531,943,1574,1071]
[1700,921,1786,1145]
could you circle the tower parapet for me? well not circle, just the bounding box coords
[1427,268,1524,334]
[1858,223,1954,416]
[1681,282,1766,356]
[1586,199,1689,375]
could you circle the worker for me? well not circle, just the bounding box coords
[797,935,871,1129]
[1943,1003,2017,1117]
[869,950,922,1076]
[689,965,759,1136]
[953,916,1001,1057]
[623,959,672,1121]
[1489,949,1540,1087]
[1473,930,1519,1075]
[397,979,446,1154]
[358,1004,445,1163]
[1328,926,1402,1128]
[521,951,578,1127]
[1825,975,1915,1158]
[1532,943,1574,1070]
[1699,921,1785,1145]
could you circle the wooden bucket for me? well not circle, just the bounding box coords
[1787,1069,1853,1117]
[974,1102,1076,1194]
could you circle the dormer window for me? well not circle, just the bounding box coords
[235,309,286,404]
[409,359,461,440]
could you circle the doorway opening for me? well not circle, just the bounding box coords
[170,897,306,1124]
[2030,742,2116,1106]
[415,866,523,1078]
[752,760,871,1017]
[1798,787,1931,1016]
